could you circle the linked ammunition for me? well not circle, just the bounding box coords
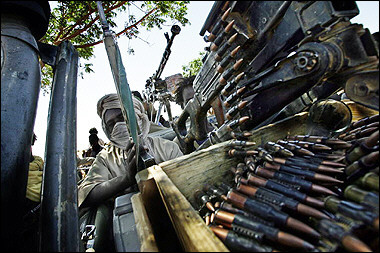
[288,155,346,168]
[210,20,235,52]
[214,217,266,242]
[264,162,344,184]
[277,140,315,156]
[230,130,252,140]
[312,218,372,252]
[246,174,325,208]
[214,210,315,249]
[219,201,275,227]
[228,224,265,242]
[225,100,248,120]
[216,181,234,195]
[287,135,350,146]
[255,166,338,196]
[227,139,256,148]
[194,189,215,212]
[256,147,274,162]
[324,196,379,229]
[221,72,245,96]
[209,225,276,252]
[287,140,332,151]
[345,130,379,165]
[203,183,228,201]
[339,121,379,139]
[313,153,345,160]
[355,172,379,192]
[327,141,353,150]
[273,157,344,174]
[244,156,256,172]
[233,163,246,183]
[216,46,241,73]
[236,183,329,219]
[344,185,379,210]
[235,163,246,174]
[227,190,320,237]
[226,116,249,131]
[348,114,379,131]
[214,33,239,62]
[224,87,246,108]
[207,7,231,42]
[264,141,294,157]
[219,58,244,86]
[228,149,257,158]
[342,127,378,141]
[345,151,379,182]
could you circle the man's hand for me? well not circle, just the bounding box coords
[81,141,144,208]
[123,140,149,184]
[123,141,137,185]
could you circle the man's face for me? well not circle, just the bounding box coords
[104,108,124,134]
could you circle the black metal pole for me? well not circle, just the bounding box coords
[39,41,80,252]
[1,11,46,252]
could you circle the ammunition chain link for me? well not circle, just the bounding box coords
[232,224,264,241]
[270,178,302,191]
[255,192,284,209]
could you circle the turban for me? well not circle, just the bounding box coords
[97,93,150,143]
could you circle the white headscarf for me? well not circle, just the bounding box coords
[97,93,150,149]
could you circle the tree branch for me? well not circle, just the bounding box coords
[57,1,127,44]
[115,7,158,37]
[74,40,104,48]
[59,2,98,41]
[74,6,159,49]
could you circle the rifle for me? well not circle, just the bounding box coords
[143,25,181,124]
[172,1,378,154]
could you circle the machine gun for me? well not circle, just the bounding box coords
[143,25,181,124]
[173,1,379,154]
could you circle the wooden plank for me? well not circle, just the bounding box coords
[157,142,240,207]
[148,165,229,252]
[131,193,159,252]
[136,171,183,251]
[246,111,308,144]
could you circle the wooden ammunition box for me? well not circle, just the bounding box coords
[131,112,309,251]
[130,101,376,251]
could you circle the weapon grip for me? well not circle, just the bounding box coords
[173,102,196,153]
[177,106,190,135]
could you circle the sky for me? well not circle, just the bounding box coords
[32,1,379,158]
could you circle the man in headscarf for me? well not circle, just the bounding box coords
[77,94,183,251]
[83,127,104,158]
[78,93,183,208]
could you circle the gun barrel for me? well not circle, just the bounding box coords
[153,25,181,80]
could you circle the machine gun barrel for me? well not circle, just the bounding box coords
[152,25,181,81]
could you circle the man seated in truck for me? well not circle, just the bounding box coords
[78,93,183,251]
